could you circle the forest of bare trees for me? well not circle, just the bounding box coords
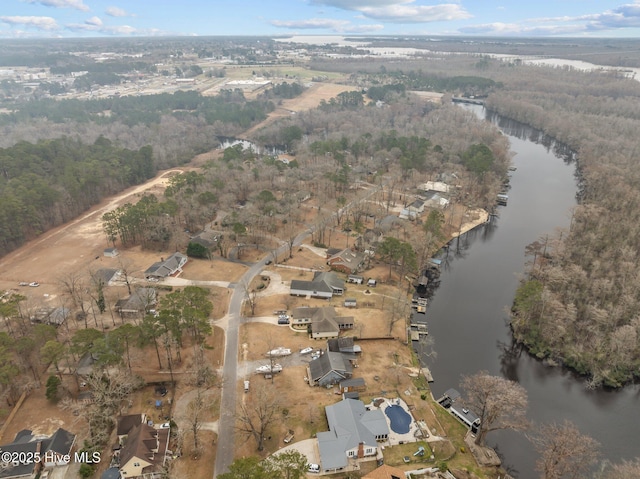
[313,51,640,387]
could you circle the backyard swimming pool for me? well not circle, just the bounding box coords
[385,404,412,434]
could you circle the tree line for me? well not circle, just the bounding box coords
[485,63,640,387]
[0,136,154,256]
[2,90,273,129]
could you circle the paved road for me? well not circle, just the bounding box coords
[213,228,310,477]
[213,182,386,476]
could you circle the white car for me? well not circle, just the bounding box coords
[159,422,171,429]
[308,464,320,473]
[28,282,40,287]
[300,347,314,355]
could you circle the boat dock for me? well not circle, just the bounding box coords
[409,323,428,341]
[420,367,434,382]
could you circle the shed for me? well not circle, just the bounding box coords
[103,247,119,257]
[343,298,357,308]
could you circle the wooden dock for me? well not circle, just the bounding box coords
[421,367,434,383]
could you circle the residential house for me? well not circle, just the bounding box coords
[189,231,222,251]
[374,215,402,233]
[47,307,70,327]
[30,306,70,326]
[418,181,451,194]
[316,399,389,472]
[117,414,147,440]
[308,351,353,387]
[0,428,76,479]
[423,192,450,209]
[328,337,361,354]
[92,268,122,287]
[326,248,366,274]
[144,252,188,280]
[118,423,170,479]
[115,288,157,317]
[407,199,425,216]
[291,307,353,339]
[290,272,345,299]
[41,428,77,468]
[103,247,119,257]
[363,464,406,479]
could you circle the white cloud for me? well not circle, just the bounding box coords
[358,3,471,23]
[0,15,59,30]
[311,0,470,23]
[461,2,640,36]
[102,24,137,35]
[23,0,89,12]
[85,16,103,26]
[270,17,383,33]
[313,0,412,7]
[105,6,129,17]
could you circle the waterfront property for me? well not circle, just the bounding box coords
[437,388,480,433]
[308,351,353,387]
[290,271,345,298]
[376,397,424,444]
[292,306,354,339]
[317,398,389,472]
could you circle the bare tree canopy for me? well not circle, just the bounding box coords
[460,370,529,445]
[235,383,281,451]
[530,420,600,479]
[597,457,640,479]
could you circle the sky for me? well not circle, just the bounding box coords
[3,0,640,39]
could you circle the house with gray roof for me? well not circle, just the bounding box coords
[0,428,76,478]
[326,248,366,274]
[309,351,353,387]
[92,268,122,287]
[115,288,156,317]
[291,306,354,339]
[316,399,389,472]
[328,336,362,354]
[289,271,345,299]
[189,230,222,249]
[144,252,188,279]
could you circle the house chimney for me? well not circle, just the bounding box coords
[358,442,364,458]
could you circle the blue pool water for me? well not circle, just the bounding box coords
[384,404,411,434]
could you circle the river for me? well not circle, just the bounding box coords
[416,105,640,478]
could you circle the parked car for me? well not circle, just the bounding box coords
[28,282,40,287]
[18,282,28,286]
[308,464,320,473]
